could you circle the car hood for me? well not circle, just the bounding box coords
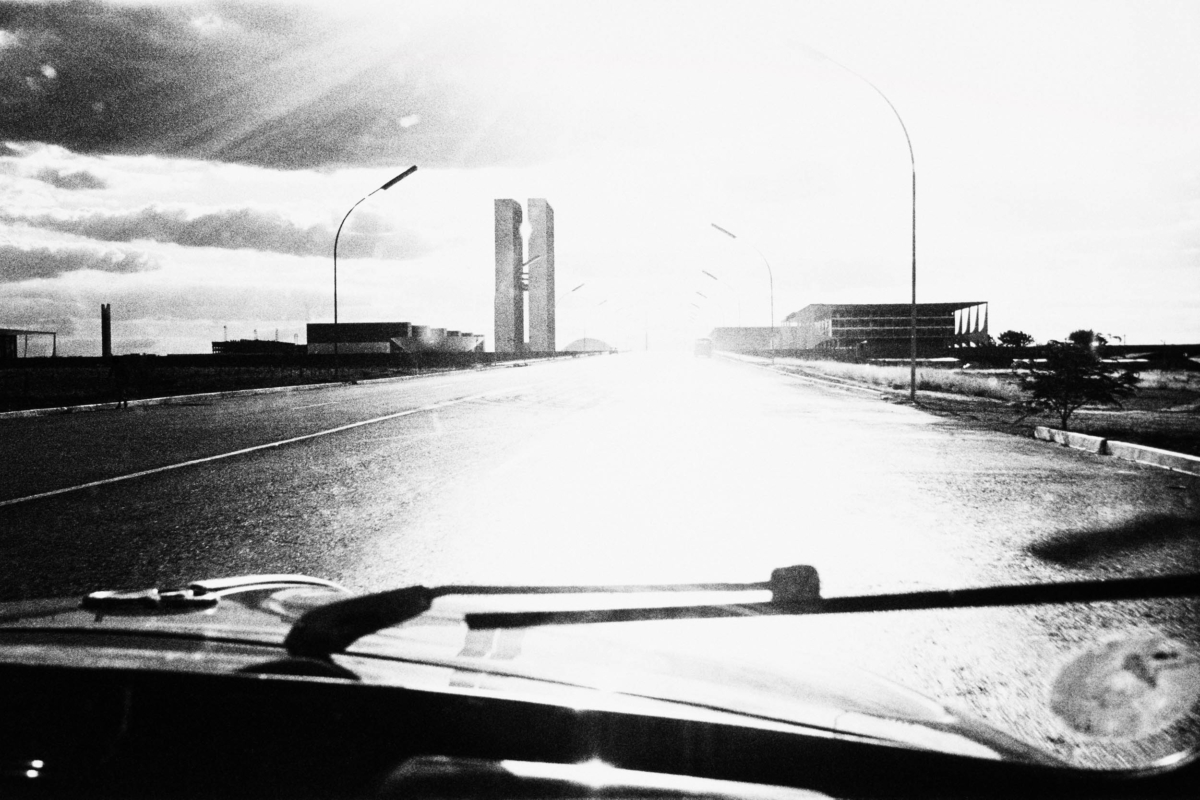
[0,578,1062,766]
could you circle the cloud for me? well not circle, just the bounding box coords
[1,277,327,333]
[0,243,156,282]
[2,206,429,259]
[32,166,107,190]
[0,1,547,170]
[0,279,326,356]
[0,298,77,336]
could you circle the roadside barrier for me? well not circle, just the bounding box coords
[0,353,593,421]
[1034,426,1199,477]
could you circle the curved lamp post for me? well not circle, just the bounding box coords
[333,165,418,377]
[809,53,917,401]
[710,223,775,361]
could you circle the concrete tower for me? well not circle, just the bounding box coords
[494,199,524,353]
[527,199,555,352]
[101,303,112,358]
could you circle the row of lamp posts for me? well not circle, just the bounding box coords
[336,55,916,397]
[702,51,917,402]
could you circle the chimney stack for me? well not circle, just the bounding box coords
[101,304,112,358]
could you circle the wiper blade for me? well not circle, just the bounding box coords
[466,572,1200,629]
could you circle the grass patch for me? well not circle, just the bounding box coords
[797,362,1200,457]
[1134,369,1200,391]
[791,360,1024,402]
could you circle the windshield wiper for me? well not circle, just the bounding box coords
[283,566,1198,662]
[283,565,820,659]
[464,572,1200,629]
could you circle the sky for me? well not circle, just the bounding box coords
[1,0,1197,355]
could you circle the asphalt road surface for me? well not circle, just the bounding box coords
[2,351,1197,767]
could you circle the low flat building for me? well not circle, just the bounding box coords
[1,328,57,359]
[212,339,305,355]
[708,327,788,352]
[306,322,483,354]
[782,302,989,355]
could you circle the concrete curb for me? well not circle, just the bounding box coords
[1033,426,1199,476]
[1033,426,1107,454]
[775,368,883,397]
[1104,439,1200,476]
[0,353,592,422]
[716,352,884,397]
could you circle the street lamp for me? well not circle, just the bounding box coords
[333,165,417,377]
[808,51,917,402]
[701,269,741,325]
[710,223,775,361]
[518,253,543,291]
[1101,332,1126,356]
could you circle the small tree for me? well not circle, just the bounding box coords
[998,330,1033,348]
[1067,329,1094,348]
[1016,341,1139,431]
[1067,329,1108,350]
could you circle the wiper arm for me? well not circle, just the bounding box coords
[466,572,1200,629]
[284,566,820,659]
[284,567,1198,661]
[83,574,349,611]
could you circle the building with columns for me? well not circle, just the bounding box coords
[494,198,555,353]
[526,199,555,352]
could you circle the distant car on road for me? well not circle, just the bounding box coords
[694,338,713,357]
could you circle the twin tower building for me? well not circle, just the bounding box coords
[494,199,554,353]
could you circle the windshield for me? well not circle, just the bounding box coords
[1,0,1198,777]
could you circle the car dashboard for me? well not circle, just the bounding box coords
[2,655,1196,800]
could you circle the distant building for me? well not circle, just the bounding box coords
[306,322,483,354]
[708,327,779,352]
[494,197,556,353]
[212,339,305,355]
[562,337,611,352]
[782,302,989,355]
[1,328,57,359]
[494,200,524,353]
[526,199,555,352]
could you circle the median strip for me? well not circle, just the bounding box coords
[0,353,589,421]
[0,388,524,508]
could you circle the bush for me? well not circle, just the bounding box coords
[1015,341,1139,430]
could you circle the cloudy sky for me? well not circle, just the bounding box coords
[1,0,1197,354]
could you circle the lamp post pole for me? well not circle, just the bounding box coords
[710,223,774,362]
[333,165,417,378]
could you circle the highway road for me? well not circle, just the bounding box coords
[1,351,1197,767]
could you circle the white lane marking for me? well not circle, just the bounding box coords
[0,388,528,509]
